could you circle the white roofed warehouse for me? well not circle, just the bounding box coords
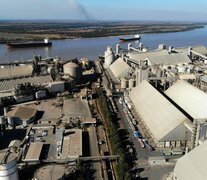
[129,80,192,150]
[109,57,131,79]
[173,140,207,180]
[165,80,207,148]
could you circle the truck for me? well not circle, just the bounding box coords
[133,131,139,138]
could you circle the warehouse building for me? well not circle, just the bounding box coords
[6,106,37,126]
[165,80,207,148]
[127,48,191,66]
[109,57,131,79]
[129,80,192,150]
[173,140,207,180]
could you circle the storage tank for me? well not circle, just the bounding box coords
[116,44,120,54]
[63,62,82,84]
[47,66,53,74]
[139,43,144,51]
[7,117,14,129]
[128,43,132,51]
[128,79,136,89]
[104,46,114,68]
[34,164,72,180]
[0,151,19,180]
[121,78,128,89]
[177,66,187,73]
[4,108,8,116]
[0,116,5,125]
[158,44,166,50]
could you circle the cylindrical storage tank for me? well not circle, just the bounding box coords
[0,116,5,125]
[128,79,136,89]
[177,66,187,73]
[7,117,14,129]
[116,44,120,54]
[0,153,18,180]
[186,68,191,73]
[63,62,82,84]
[4,108,8,116]
[128,43,132,51]
[121,78,128,89]
[47,67,53,74]
[104,46,114,68]
[34,165,67,180]
[158,44,166,50]
[139,43,144,51]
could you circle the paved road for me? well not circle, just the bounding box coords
[88,126,103,180]
[115,98,151,178]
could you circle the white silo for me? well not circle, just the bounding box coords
[47,66,53,74]
[0,151,19,180]
[116,44,120,54]
[128,79,136,89]
[3,108,8,116]
[7,117,14,129]
[104,46,114,68]
[139,43,144,51]
[177,65,187,73]
[128,43,132,51]
[158,44,166,50]
[0,116,5,125]
[188,46,192,57]
[121,78,128,89]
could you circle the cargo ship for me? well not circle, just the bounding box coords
[119,34,141,42]
[7,38,52,48]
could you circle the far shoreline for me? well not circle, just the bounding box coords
[0,23,204,45]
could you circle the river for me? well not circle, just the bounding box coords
[0,26,207,63]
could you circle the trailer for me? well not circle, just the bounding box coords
[138,138,145,148]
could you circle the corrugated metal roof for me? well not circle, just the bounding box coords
[109,58,130,78]
[0,65,33,80]
[6,106,37,121]
[128,50,191,65]
[174,45,207,55]
[174,141,207,180]
[129,81,188,142]
[165,80,207,119]
[24,142,43,161]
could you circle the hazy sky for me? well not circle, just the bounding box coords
[0,0,207,21]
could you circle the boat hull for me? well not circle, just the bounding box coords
[119,37,141,43]
[7,42,52,48]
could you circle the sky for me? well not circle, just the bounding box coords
[0,0,207,22]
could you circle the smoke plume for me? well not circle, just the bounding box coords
[68,0,92,20]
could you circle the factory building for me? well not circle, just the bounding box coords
[127,48,191,66]
[165,80,207,148]
[6,106,37,127]
[129,80,192,150]
[173,140,207,180]
[23,142,43,162]
[45,81,65,94]
[0,65,33,80]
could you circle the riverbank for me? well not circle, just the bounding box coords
[0,21,204,44]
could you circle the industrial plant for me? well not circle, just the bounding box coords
[1,36,207,180]
[101,41,207,179]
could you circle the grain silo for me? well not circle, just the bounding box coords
[0,150,19,180]
[121,78,128,89]
[63,62,82,84]
[104,46,114,68]
[128,79,136,89]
